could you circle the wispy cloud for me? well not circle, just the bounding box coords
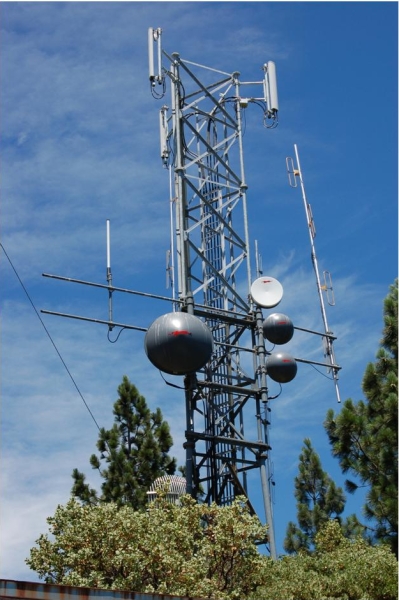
[1,1,396,581]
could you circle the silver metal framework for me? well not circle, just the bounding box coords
[39,30,342,564]
[150,31,279,557]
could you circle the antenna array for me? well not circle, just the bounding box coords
[41,28,341,561]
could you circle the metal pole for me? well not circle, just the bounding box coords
[254,306,277,559]
[171,53,190,303]
[234,76,252,295]
[293,145,341,403]
[170,53,198,494]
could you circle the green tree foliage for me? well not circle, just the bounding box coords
[324,280,398,554]
[71,376,176,509]
[26,495,267,600]
[27,499,398,600]
[284,438,346,554]
[254,520,398,600]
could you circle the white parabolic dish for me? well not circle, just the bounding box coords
[250,276,284,308]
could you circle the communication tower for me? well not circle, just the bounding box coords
[42,28,341,561]
[147,28,292,559]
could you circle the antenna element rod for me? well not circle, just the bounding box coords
[292,144,341,403]
[106,219,114,330]
[106,219,111,271]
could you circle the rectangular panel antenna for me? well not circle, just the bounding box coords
[267,61,279,113]
[148,28,155,81]
[148,27,163,84]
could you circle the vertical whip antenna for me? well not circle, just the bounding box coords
[167,166,176,307]
[286,145,341,403]
[106,219,114,331]
[255,240,263,277]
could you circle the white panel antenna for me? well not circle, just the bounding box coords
[267,61,279,113]
[159,105,169,163]
[263,61,279,117]
[148,28,155,81]
[148,27,163,85]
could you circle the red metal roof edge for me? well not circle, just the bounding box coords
[0,580,206,600]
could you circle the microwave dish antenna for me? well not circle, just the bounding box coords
[251,276,284,308]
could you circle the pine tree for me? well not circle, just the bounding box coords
[284,438,346,554]
[324,280,398,554]
[71,376,177,510]
[254,520,398,600]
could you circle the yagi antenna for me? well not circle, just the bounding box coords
[286,145,341,403]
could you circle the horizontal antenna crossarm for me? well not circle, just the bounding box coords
[197,380,258,396]
[40,310,147,332]
[294,356,341,370]
[196,454,260,472]
[42,273,179,304]
[185,430,270,452]
[213,340,255,353]
[294,325,337,340]
[193,306,254,326]
[180,58,232,78]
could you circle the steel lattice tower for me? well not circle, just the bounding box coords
[149,30,280,557]
[42,29,341,563]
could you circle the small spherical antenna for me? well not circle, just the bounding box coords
[266,352,297,383]
[263,313,294,345]
[250,276,283,308]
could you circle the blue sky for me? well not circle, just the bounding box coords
[1,1,397,581]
